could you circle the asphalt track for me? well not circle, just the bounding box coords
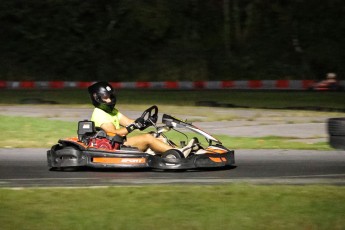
[1,105,345,187]
[0,148,344,187]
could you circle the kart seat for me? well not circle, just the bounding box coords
[94,127,107,138]
[77,120,126,150]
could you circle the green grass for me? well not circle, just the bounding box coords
[0,115,75,148]
[0,115,331,149]
[0,89,341,149]
[0,185,344,230]
[1,89,345,110]
[163,128,331,150]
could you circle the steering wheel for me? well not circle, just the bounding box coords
[139,105,158,129]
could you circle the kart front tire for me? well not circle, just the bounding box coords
[162,149,184,159]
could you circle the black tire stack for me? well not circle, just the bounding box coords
[328,118,345,150]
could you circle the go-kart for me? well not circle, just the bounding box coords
[47,105,235,170]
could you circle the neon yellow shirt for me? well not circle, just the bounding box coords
[90,108,123,129]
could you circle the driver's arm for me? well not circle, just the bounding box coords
[100,122,129,136]
[100,114,136,136]
[119,114,135,127]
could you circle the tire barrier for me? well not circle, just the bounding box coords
[328,117,345,150]
[1,80,344,90]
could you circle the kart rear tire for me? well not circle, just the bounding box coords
[162,149,184,159]
[328,117,345,136]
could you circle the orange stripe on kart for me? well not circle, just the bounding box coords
[209,157,228,163]
[92,157,146,164]
[205,147,227,154]
[64,137,79,142]
[209,157,222,163]
[62,137,88,148]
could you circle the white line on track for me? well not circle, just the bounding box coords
[281,174,345,178]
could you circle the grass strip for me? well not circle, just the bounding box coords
[0,115,75,148]
[0,115,330,149]
[0,185,344,230]
[1,89,345,110]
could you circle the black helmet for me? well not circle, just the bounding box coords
[88,82,116,112]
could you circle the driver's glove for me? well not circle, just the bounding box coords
[126,117,146,133]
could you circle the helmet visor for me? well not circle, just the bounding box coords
[97,85,116,104]
[99,92,114,104]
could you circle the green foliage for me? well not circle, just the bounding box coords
[0,0,344,81]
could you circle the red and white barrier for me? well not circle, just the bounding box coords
[0,80,343,90]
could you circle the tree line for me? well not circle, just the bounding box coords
[0,0,344,81]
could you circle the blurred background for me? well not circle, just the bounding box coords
[0,0,344,82]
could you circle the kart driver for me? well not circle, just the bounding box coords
[88,81,192,154]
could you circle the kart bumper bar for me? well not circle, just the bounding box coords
[47,145,153,169]
[151,150,235,170]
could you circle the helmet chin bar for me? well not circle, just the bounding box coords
[98,103,115,113]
